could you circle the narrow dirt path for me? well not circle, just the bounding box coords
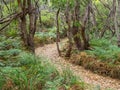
[35,41,120,90]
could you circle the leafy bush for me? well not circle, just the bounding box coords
[41,10,55,28]
[48,27,57,39]
[6,29,19,37]
[90,38,111,48]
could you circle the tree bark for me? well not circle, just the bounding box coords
[18,0,28,46]
[114,0,120,47]
[56,8,61,56]
[72,0,82,50]
[65,0,72,57]
[17,0,37,53]
[80,2,90,50]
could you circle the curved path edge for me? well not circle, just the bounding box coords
[35,41,120,90]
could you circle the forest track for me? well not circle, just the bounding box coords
[35,40,120,90]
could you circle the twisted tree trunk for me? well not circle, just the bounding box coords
[17,0,37,53]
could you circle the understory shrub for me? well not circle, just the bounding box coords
[41,10,55,28]
[0,36,22,50]
[0,52,84,90]
[0,49,22,60]
[87,38,120,64]
[0,36,23,61]
[6,29,19,38]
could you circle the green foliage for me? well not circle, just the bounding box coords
[87,38,120,64]
[34,32,50,45]
[0,36,22,50]
[6,29,19,37]
[35,25,66,45]
[62,68,82,87]
[0,52,83,90]
[2,0,18,16]
[90,38,111,48]
[1,0,119,89]
[73,21,81,27]
[34,27,57,45]
[18,52,37,66]
[41,10,55,28]
[51,0,67,9]
[0,36,22,61]
[0,49,22,60]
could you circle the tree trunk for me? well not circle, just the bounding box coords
[17,0,37,53]
[56,8,61,56]
[117,0,120,47]
[81,26,90,49]
[18,0,28,46]
[65,0,72,57]
[0,2,3,18]
[72,0,82,50]
[20,16,28,46]
[27,0,36,53]
[114,0,120,47]
[81,3,90,50]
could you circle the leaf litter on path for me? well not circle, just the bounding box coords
[35,40,120,90]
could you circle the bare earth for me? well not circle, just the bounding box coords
[35,41,120,90]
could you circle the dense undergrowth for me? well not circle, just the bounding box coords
[1,3,119,89]
[88,38,120,64]
[0,52,84,90]
[0,10,82,90]
[0,35,85,90]
[67,38,120,79]
[0,36,22,64]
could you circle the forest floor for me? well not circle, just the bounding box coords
[35,39,120,90]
